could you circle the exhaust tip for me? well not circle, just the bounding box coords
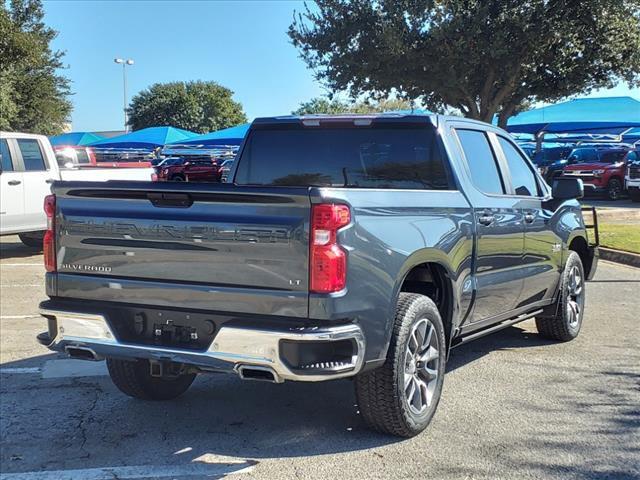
[65,346,99,361]
[237,365,281,383]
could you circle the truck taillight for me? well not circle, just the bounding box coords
[43,194,56,272]
[310,203,350,293]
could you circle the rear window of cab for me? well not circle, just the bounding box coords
[234,126,453,190]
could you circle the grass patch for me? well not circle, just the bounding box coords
[597,223,640,254]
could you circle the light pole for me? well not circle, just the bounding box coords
[114,58,134,131]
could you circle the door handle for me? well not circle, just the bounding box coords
[524,213,536,224]
[7,180,21,186]
[478,213,495,226]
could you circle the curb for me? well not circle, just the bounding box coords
[599,247,640,268]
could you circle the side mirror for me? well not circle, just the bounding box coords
[552,177,584,200]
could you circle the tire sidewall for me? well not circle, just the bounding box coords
[394,298,447,433]
[607,178,622,200]
[560,252,586,338]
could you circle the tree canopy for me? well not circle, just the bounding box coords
[289,0,640,127]
[293,96,414,115]
[127,81,247,133]
[0,0,72,135]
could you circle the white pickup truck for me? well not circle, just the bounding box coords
[1,131,153,247]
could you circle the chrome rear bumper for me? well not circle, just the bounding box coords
[39,308,365,382]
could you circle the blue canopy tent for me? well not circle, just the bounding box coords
[168,124,250,147]
[50,132,104,146]
[506,97,640,136]
[89,126,198,149]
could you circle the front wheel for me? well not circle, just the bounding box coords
[535,251,585,341]
[107,358,196,400]
[355,293,446,437]
[606,178,623,201]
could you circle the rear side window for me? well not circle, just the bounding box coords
[455,129,505,195]
[0,139,13,172]
[234,127,453,189]
[498,137,540,196]
[17,139,47,171]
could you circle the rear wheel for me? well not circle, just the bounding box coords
[535,251,585,341]
[355,293,446,437]
[606,178,622,201]
[171,175,186,182]
[18,231,44,249]
[106,358,196,400]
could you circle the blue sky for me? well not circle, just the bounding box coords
[44,0,639,133]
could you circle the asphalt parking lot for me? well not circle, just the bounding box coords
[1,235,639,480]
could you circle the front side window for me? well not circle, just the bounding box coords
[235,126,453,189]
[17,139,47,171]
[0,139,13,172]
[455,129,505,195]
[498,137,540,196]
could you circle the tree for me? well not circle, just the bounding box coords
[127,81,247,133]
[293,96,414,115]
[289,1,640,127]
[0,0,72,135]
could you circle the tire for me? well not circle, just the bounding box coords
[606,178,622,201]
[355,293,446,437]
[630,188,640,203]
[106,358,196,400]
[171,175,185,182]
[18,231,45,249]
[535,251,585,342]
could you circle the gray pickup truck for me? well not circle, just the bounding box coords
[38,114,598,437]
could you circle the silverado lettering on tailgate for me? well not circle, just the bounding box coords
[63,220,292,244]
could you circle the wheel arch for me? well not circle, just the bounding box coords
[391,252,457,356]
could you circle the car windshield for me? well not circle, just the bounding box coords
[598,150,627,163]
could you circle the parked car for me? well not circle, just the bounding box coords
[155,157,221,182]
[92,149,153,168]
[37,114,598,438]
[625,149,640,202]
[530,146,573,178]
[53,145,96,168]
[562,147,630,200]
[0,132,154,247]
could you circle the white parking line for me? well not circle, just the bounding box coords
[0,284,42,287]
[0,462,255,480]
[41,359,108,378]
[0,367,41,374]
[0,315,40,319]
[0,263,42,267]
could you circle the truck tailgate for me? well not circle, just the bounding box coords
[52,182,311,317]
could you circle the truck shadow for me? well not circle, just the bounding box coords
[0,237,42,260]
[0,325,556,472]
[447,323,555,373]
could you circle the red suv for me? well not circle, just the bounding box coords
[154,157,221,182]
[561,147,629,200]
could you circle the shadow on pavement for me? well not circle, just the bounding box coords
[0,324,559,472]
[0,238,42,260]
[447,324,555,373]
